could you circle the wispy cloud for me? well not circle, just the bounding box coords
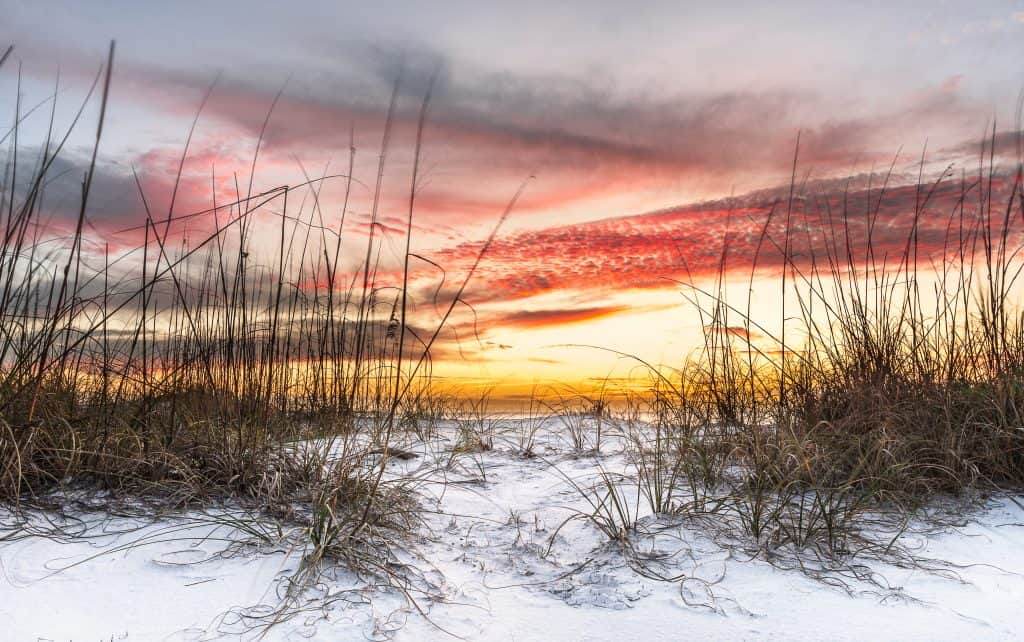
[5,35,999,238]
[429,169,1020,307]
[491,305,635,329]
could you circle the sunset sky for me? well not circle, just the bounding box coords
[3,1,1024,400]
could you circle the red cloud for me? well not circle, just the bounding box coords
[428,171,1022,306]
[37,56,999,235]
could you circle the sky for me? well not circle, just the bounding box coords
[2,1,1024,401]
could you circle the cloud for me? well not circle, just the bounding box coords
[145,67,984,224]
[7,38,997,236]
[7,40,1021,367]
[705,325,765,341]
[492,305,633,329]
[426,167,1022,307]
[8,141,259,254]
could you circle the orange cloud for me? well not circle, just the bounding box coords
[492,305,633,329]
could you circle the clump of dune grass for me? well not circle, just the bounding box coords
[654,133,1024,561]
[0,43,523,631]
[550,134,1024,597]
[512,385,549,457]
[543,385,613,453]
[453,385,501,453]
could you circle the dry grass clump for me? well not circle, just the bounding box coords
[0,43,506,621]
[452,386,501,453]
[779,376,1024,498]
[600,139,1024,573]
[0,393,348,506]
